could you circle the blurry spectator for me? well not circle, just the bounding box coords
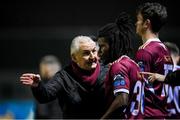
[35,55,62,119]
[164,42,180,71]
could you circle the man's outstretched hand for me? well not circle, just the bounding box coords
[20,73,41,87]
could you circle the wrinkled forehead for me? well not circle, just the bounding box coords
[79,40,96,50]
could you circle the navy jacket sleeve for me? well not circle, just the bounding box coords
[164,70,180,86]
[31,72,63,103]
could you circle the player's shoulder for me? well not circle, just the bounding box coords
[111,55,131,66]
[140,38,165,50]
[111,55,138,70]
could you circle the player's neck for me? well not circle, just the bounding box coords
[142,31,159,44]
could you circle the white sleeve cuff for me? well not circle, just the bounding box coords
[114,88,129,95]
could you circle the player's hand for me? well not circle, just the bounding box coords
[20,73,41,87]
[140,72,165,82]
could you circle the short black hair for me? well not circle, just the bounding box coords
[136,2,167,33]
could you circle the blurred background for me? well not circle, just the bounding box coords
[0,0,179,119]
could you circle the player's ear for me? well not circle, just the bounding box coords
[144,19,151,29]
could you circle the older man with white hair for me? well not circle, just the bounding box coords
[20,35,106,119]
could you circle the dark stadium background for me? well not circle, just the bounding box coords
[0,0,179,118]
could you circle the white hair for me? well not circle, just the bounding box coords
[70,35,95,55]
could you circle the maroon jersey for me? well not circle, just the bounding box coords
[105,55,144,119]
[135,38,173,118]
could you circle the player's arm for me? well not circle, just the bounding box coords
[101,92,128,119]
[140,72,165,83]
[140,70,180,85]
[101,63,129,119]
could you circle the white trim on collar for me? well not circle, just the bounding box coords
[146,38,161,43]
[141,38,161,49]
